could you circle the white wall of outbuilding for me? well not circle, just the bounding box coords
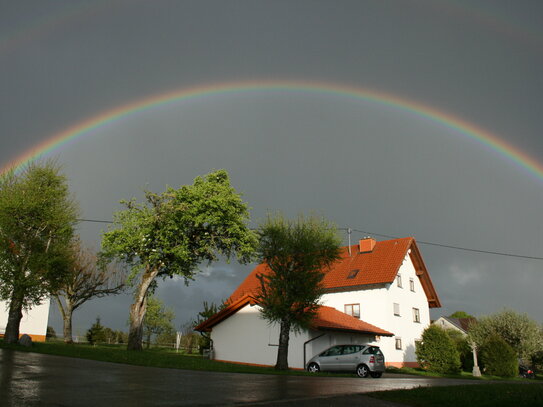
[0,298,50,340]
[211,303,376,369]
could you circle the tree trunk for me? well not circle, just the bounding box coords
[63,312,74,344]
[275,319,291,370]
[127,266,159,351]
[4,290,24,344]
[56,296,74,344]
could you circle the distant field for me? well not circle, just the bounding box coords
[369,383,543,407]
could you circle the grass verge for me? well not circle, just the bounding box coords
[0,340,347,377]
[386,366,506,381]
[368,383,543,407]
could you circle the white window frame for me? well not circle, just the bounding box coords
[393,302,400,316]
[344,303,360,319]
[395,337,402,350]
[413,307,420,323]
[397,274,402,288]
[410,277,415,292]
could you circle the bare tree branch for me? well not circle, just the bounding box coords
[53,238,125,343]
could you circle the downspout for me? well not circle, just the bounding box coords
[303,333,326,368]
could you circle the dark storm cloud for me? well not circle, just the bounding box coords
[3,0,543,334]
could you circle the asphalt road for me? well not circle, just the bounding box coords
[0,349,481,406]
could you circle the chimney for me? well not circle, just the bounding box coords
[359,237,376,253]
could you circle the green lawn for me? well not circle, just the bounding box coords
[369,383,543,407]
[385,366,520,381]
[0,340,344,377]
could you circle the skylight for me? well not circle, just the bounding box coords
[347,269,359,279]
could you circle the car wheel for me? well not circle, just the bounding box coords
[356,364,369,378]
[307,363,320,373]
[370,372,382,378]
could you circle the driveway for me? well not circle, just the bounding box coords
[1,349,481,406]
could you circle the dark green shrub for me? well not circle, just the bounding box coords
[445,329,474,371]
[480,335,518,377]
[416,325,461,374]
[86,317,107,345]
[531,350,543,373]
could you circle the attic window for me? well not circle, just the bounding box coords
[347,269,359,279]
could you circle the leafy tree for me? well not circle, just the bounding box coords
[53,238,124,343]
[255,214,342,370]
[86,317,107,345]
[142,295,175,349]
[468,309,543,361]
[155,326,177,347]
[193,300,227,351]
[100,170,256,350]
[0,161,78,343]
[103,327,128,344]
[416,325,461,374]
[480,335,518,377]
[449,311,474,319]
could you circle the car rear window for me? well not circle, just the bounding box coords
[362,346,382,355]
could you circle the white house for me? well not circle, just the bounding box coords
[433,316,476,336]
[196,237,441,369]
[0,299,50,342]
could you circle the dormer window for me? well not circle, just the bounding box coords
[347,269,359,279]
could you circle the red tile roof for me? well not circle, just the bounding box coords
[313,306,393,336]
[194,294,257,332]
[195,295,393,336]
[444,317,477,333]
[228,237,441,308]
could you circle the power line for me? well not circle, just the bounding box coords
[76,218,113,224]
[347,228,543,261]
[74,218,543,260]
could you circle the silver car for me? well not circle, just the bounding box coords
[306,344,385,378]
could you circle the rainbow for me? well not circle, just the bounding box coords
[3,80,542,183]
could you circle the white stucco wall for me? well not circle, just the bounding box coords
[320,251,430,365]
[0,298,50,340]
[211,303,376,369]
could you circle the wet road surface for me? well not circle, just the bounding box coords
[1,349,482,406]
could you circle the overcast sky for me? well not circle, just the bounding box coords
[2,0,542,337]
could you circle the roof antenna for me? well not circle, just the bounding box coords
[348,228,352,256]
